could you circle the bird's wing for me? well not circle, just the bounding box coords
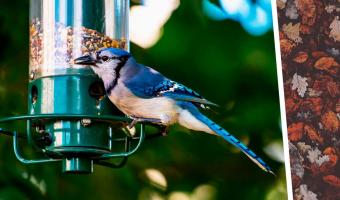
[157,80,218,107]
[124,66,217,107]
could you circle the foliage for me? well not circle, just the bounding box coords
[278,0,340,199]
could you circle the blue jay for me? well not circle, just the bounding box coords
[74,48,274,174]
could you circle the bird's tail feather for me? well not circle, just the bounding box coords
[195,113,274,175]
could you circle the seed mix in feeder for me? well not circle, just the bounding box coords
[29,19,126,77]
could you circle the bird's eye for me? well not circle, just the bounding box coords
[101,56,109,62]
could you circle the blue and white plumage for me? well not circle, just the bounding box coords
[74,48,274,174]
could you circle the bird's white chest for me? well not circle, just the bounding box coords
[107,83,179,125]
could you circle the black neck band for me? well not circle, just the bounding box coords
[105,55,131,95]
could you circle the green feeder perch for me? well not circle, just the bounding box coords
[0,0,154,174]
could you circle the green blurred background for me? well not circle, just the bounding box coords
[0,0,286,199]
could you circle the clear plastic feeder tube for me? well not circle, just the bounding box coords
[29,0,129,79]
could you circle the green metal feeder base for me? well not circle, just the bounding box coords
[28,74,121,156]
[0,114,146,173]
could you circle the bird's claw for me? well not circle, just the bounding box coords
[159,126,169,136]
[128,119,139,129]
[127,117,162,129]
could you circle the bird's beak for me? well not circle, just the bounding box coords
[74,55,97,66]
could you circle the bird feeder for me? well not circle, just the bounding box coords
[0,0,151,174]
